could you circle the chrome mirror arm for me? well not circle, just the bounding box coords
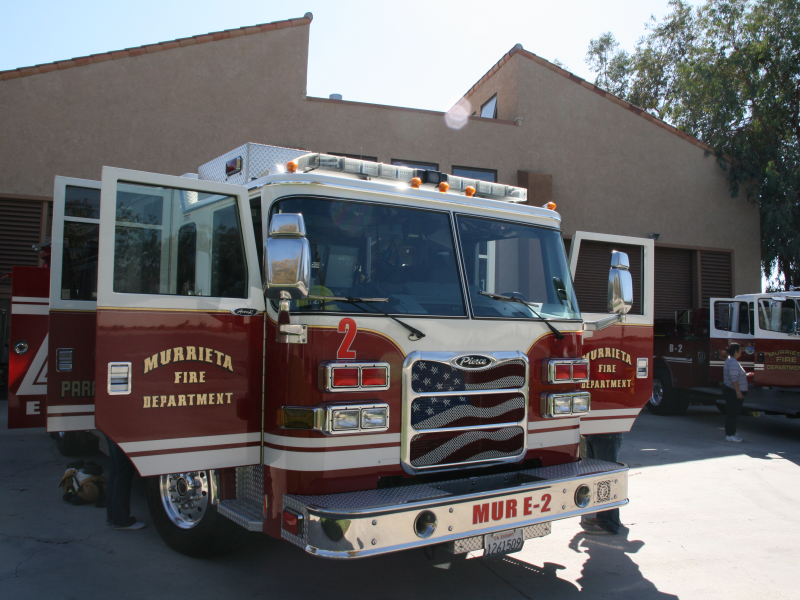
[583,314,625,332]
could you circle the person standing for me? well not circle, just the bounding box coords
[105,435,146,530]
[580,433,624,535]
[722,343,748,443]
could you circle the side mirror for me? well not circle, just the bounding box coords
[608,251,633,314]
[264,214,310,300]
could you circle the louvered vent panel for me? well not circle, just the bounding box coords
[701,252,732,308]
[0,199,43,295]
[573,241,643,315]
[654,248,693,319]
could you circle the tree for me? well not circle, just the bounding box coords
[586,0,800,290]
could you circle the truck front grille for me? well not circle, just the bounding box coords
[402,352,529,474]
[410,426,526,467]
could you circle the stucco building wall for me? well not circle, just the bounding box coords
[0,17,760,298]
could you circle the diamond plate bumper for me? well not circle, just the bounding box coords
[282,458,628,558]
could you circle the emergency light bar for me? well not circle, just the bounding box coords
[290,153,527,203]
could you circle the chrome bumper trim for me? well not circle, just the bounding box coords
[282,458,628,558]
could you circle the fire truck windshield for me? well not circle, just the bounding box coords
[456,215,580,321]
[273,197,466,316]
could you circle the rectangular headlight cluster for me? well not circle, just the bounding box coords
[281,403,389,434]
[540,392,591,418]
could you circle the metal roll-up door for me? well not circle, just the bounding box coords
[654,247,693,319]
[701,251,732,308]
[0,199,44,297]
[573,240,643,315]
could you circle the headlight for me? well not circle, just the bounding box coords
[361,407,388,429]
[331,409,360,431]
[572,394,590,414]
[553,396,572,415]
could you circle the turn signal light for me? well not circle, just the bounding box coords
[282,509,304,535]
[410,177,422,189]
[286,160,298,173]
[332,368,359,388]
[555,364,571,380]
[572,363,589,380]
[361,367,388,387]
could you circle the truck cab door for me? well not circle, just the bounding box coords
[753,295,800,387]
[708,298,752,382]
[46,177,101,433]
[568,232,654,434]
[94,167,264,476]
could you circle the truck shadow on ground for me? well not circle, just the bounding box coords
[625,408,800,470]
[477,528,678,599]
[231,526,676,600]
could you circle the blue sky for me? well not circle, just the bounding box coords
[0,0,703,112]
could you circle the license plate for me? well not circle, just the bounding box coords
[483,528,524,557]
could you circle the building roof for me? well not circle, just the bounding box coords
[0,13,313,82]
[459,44,716,155]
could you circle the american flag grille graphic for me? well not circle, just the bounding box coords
[411,360,525,393]
[410,427,526,467]
[411,393,525,430]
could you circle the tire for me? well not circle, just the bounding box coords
[55,431,94,456]
[647,371,677,415]
[146,470,244,558]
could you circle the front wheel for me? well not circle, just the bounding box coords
[647,371,677,415]
[146,470,243,558]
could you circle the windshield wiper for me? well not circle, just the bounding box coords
[307,295,426,341]
[478,291,564,340]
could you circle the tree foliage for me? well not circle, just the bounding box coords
[586,0,800,290]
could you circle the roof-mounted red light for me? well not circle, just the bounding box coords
[225,157,242,177]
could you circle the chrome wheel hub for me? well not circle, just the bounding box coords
[650,379,664,406]
[159,471,211,529]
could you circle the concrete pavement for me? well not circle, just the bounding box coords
[2,403,799,599]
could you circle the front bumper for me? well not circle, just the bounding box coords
[282,458,628,558]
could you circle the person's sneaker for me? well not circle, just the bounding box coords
[113,517,146,530]
[726,435,743,443]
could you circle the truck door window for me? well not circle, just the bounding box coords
[456,215,580,320]
[272,197,465,316]
[61,186,100,300]
[714,301,734,331]
[112,182,247,298]
[759,298,799,333]
[737,302,750,334]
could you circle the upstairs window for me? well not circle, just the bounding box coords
[452,167,497,183]
[391,159,439,172]
[480,95,498,119]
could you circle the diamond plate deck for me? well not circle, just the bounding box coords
[197,143,308,185]
[288,458,623,512]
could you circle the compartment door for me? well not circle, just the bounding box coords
[7,266,49,428]
[568,232,655,434]
[94,167,264,476]
[47,176,101,433]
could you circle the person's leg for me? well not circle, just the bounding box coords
[104,435,117,525]
[582,434,623,532]
[107,438,135,526]
[723,387,743,437]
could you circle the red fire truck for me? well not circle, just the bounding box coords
[8,143,655,558]
[650,292,800,416]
